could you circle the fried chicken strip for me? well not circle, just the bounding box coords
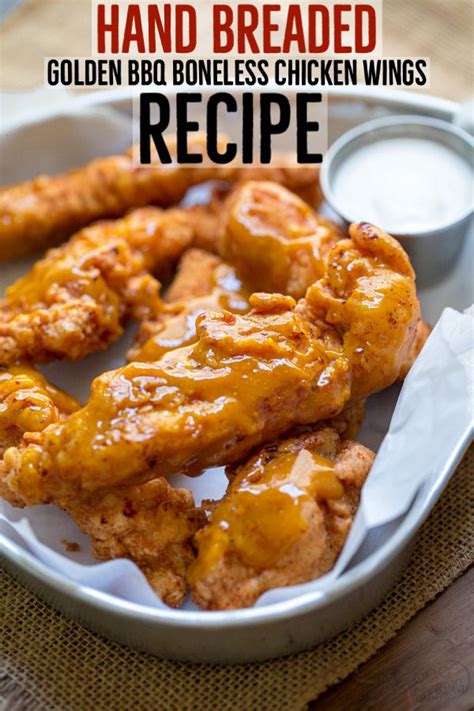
[0,365,204,606]
[299,222,421,397]
[0,133,321,260]
[129,248,250,362]
[2,215,419,506]
[0,206,200,365]
[189,425,374,609]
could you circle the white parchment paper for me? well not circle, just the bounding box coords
[1,93,473,612]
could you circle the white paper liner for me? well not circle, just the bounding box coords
[1,94,473,613]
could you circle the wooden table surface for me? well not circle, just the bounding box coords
[310,567,474,710]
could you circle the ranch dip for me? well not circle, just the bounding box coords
[332,137,473,233]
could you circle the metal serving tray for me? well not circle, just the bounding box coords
[1,87,472,663]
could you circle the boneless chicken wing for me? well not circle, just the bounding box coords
[299,222,421,397]
[0,135,208,259]
[189,425,375,609]
[0,365,204,606]
[0,207,199,365]
[0,133,321,260]
[3,292,347,503]
[64,479,206,607]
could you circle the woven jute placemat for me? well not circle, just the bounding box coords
[1,446,472,711]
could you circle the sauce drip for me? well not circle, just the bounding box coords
[133,264,250,361]
[0,366,80,436]
[189,448,344,580]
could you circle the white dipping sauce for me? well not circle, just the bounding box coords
[333,137,473,232]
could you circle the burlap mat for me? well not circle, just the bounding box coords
[1,446,472,710]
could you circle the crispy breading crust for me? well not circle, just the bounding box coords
[189,426,375,610]
[65,479,206,608]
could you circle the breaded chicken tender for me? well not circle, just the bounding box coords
[0,133,321,260]
[128,248,250,362]
[189,425,374,610]
[220,181,343,298]
[0,207,198,365]
[64,478,206,607]
[0,366,203,606]
[3,291,348,503]
[2,218,420,507]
